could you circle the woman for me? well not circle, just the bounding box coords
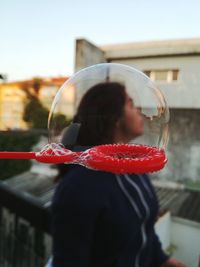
[50,82,186,267]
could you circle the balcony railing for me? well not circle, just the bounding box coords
[0,172,53,267]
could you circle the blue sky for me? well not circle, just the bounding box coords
[1,0,200,81]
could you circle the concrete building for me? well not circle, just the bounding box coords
[75,38,200,184]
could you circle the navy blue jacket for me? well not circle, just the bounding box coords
[52,164,169,267]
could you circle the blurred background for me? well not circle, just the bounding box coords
[0,0,200,266]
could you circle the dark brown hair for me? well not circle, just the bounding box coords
[74,82,126,145]
[55,82,126,180]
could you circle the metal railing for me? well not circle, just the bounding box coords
[0,179,51,267]
[0,222,45,267]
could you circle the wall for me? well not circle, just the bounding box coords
[153,108,200,182]
[109,54,200,182]
[171,217,200,267]
[155,212,171,250]
[75,39,106,72]
[155,213,200,267]
[0,83,27,129]
[110,55,200,109]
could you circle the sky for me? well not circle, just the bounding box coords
[1,0,200,82]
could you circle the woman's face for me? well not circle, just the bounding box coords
[116,93,144,143]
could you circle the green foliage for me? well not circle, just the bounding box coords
[52,113,72,132]
[0,131,40,180]
[185,181,200,191]
[22,78,48,129]
[22,78,71,130]
[23,96,49,129]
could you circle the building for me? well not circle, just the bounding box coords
[0,77,71,130]
[75,38,200,184]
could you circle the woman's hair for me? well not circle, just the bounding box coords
[73,82,126,145]
[55,82,126,181]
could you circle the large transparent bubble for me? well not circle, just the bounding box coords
[48,63,169,149]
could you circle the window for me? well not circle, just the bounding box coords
[143,69,179,82]
[172,70,179,81]
[154,71,168,81]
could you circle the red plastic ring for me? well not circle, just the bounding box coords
[84,144,167,174]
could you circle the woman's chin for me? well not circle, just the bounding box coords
[134,128,144,139]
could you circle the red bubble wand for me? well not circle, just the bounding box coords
[0,143,167,174]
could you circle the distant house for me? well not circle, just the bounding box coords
[74,38,200,183]
[0,76,71,130]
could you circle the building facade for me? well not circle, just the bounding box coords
[75,38,200,184]
[0,77,70,130]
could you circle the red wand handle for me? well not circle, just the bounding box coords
[0,152,36,160]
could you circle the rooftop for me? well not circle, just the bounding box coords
[0,76,68,87]
[100,38,200,59]
[155,184,200,223]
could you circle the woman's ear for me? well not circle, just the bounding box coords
[116,115,125,129]
[115,119,121,129]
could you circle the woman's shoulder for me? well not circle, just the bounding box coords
[64,164,115,183]
[54,165,116,203]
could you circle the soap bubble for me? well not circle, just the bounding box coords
[48,63,169,149]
